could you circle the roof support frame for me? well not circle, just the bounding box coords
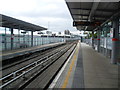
[88,1,100,21]
[86,1,100,31]
[72,14,109,19]
[71,8,115,13]
[94,11,120,31]
[73,18,106,22]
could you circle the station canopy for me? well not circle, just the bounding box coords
[65,0,120,31]
[0,14,47,31]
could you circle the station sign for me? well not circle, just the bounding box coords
[73,21,101,26]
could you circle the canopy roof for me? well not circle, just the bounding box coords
[65,0,120,31]
[0,14,47,31]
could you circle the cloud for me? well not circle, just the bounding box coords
[0,0,78,33]
[0,0,70,19]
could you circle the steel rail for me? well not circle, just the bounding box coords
[0,44,73,88]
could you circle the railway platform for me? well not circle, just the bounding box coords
[50,41,118,88]
[0,1,120,89]
[0,41,118,89]
[0,42,65,60]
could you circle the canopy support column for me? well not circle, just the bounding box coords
[97,27,101,52]
[5,27,7,50]
[92,31,94,49]
[10,28,14,50]
[31,31,33,47]
[111,17,119,64]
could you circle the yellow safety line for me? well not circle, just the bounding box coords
[61,43,79,88]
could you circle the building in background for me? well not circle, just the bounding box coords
[46,31,52,35]
[64,30,71,35]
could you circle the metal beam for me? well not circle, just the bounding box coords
[72,14,88,16]
[94,10,120,31]
[73,18,106,22]
[71,8,115,13]
[72,14,109,19]
[88,1,100,21]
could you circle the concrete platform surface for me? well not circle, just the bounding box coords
[82,43,118,88]
[50,42,118,89]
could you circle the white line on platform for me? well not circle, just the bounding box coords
[49,42,79,88]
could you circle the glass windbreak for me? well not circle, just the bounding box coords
[0,27,11,51]
[0,27,69,51]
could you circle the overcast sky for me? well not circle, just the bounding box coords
[0,0,80,34]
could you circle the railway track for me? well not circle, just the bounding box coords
[1,43,68,77]
[0,41,77,89]
[2,43,65,69]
